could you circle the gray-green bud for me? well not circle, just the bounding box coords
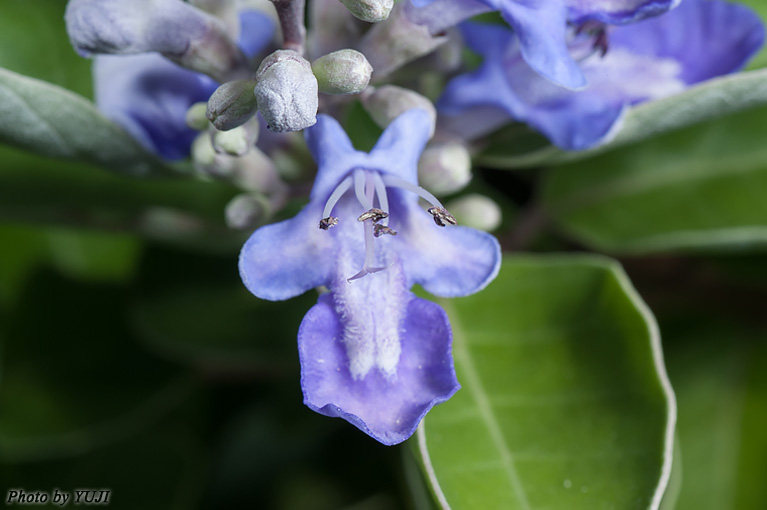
[211,116,260,156]
[418,142,472,196]
[206,79,259,131]
[312,49,372,95]
[339,0,392,23]
[212,125,251,156]
[186,102,210,131]
[359,4,447,77]
[446,194,502,232]
[255,50,319,133]
[225,193,269,230]
[362,85,436,136]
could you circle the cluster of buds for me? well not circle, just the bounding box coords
[66,0,509,231]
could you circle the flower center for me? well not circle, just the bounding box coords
[319,169,456,282]
[572,21,610,61]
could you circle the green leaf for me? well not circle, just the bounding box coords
[664,319,767,510]
[131,284,314,370]
[0,0,93,97]
[479,69,767,169]
[0,422,206,510]
[0,67,172,177]
[740,0,767,72]
[416,255,675,510]
[127,246,313,370]
[0,144,243,251]
[0,271,193,462]
[541,102,767,254]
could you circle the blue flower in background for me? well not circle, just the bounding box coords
[408,0,679,89]
[66,1,274,160]
[239,109,501,444]
[438,0,766,150]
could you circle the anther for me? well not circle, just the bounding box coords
[374,224,397,237]
[357,208,388,223]
[319,216,339,230]
[428,207,457,227]
[576,20,609,58]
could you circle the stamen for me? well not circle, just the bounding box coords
[573,20,609,61]
[354,169,373,210]
[322,175,353,222]
[381,174,444,209]
[374,224,397,237]
[372,172,390,226]
[381,175,457,227]
[319,217,338,230]
[357,208,388,223]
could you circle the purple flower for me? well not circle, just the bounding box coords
[239,109,500,444]
[89,11,274,160]
[407,0,679,89]
[438,0,766,150]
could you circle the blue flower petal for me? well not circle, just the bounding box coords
[299,293,459,445]
[439,0,766,150]
[368,109,433,183]
[237,10,276,58]
[305,114,361,202]
[93,54,217,159]
[239,202,333,301]
[496,0,587,89]
[409,0,437,7]
[609,0,766,83]
[394,201,501,297]
[566,0,680,24]
[90,9,273,160]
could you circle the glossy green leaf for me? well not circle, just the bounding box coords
[664,318,767,510]
[541,101,767,254]
[416,255,675,510]
[0,67,172,177]
[479,69,767,169]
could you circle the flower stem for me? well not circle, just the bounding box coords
[270,0,307,55]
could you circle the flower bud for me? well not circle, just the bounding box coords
[359,4,446,77]
[191,132,218,172]
[226,193,269,230]
[186,102,211,131]
[210,116,260,156]
[212,127,250,156]
[307,0,362,59]
[255,50,319,133]
[206,79,259,131]
[446,194,502,232]
[418,142,472,196]
[192,132,287,200]
[189,0,239,37]
[65,0,248,82]
[312,50,372,95]
[339,0,393,23]
[362,86,436,135]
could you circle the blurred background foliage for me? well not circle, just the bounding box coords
[0,1,765,509]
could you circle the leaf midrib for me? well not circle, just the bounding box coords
[443,300,533,510]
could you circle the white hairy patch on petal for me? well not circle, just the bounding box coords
[332,247,407,380]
